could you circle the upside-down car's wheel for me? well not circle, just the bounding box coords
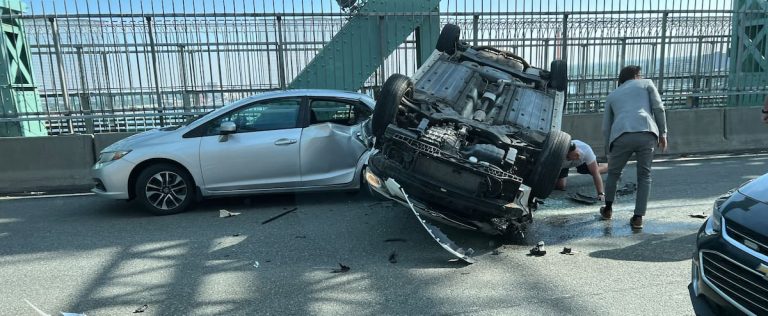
[135,163,195,215]
[550,60,567,91]
[371,74,412,145]
[436,23,461,55]
[526,130,572,199]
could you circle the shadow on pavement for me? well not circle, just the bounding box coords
[588,232,697,262]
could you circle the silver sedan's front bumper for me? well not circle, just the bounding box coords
[91,158,137,200]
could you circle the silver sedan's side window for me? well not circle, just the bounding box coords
[309,99,372,126]
[208,98,301,135]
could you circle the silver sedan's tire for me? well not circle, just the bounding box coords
[135,163,194,215]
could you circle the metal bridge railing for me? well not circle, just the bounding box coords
[0,0,763,135]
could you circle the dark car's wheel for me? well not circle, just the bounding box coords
[372,74,412,143]
[527,130,571,199]
[436,23,461,55]
[550,60,567,91]
[135,163,195,215]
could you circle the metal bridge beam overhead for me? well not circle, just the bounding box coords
[729,0,768,106]
[288,0,441,91]
[0,0,47,136]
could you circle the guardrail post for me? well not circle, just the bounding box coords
[48,17,73,134]
[146,16,164,126]
[561,14,569,109]
[275,16,287,89]
[561,14,569,62]
[472,15,479,46]
[75,46,93,133]
[178,45,191,115]
[619,38,627,69]
[658,12,669,95]
[691,36,704,108]
[100,52,113,112]
[378,16,387,88]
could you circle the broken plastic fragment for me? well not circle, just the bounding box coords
[253,261,260,268]
[219,209,241,218]
[568,192,598,205]
[388,251,398,263]
[261,207,298,225]
[383,238,407,243]
[133,304,148,313]
[397,187,475,264]
[689,213,707,219]
[529,241,547,256]
[617,182,637,195]
[331,263,350,273]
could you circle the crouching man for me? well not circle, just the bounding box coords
[555,140,608,200]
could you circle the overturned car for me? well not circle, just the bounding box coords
[365,24,572,242]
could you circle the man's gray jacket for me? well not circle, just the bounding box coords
[602,79,668,153]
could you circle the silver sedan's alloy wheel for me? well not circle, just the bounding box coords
[144,171,188,210]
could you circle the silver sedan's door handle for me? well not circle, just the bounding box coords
[274,138,297,146]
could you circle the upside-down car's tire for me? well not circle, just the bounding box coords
[372,74,412,144]
[526,130,572,199]
[550,60,567,91]
[135,163,195,215]
[436,23,461,55]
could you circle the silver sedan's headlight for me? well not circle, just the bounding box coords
[98,150,132,163]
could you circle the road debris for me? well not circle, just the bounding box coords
[617,182,637,196]
[528,241,547,257]
[294,235,307,239]
[388,251,398,263]
[219,209,241,218]
[568,192,599,204]
[560,247,578,255]
[253,261,260,268]
[331,263,350,273]
[232,233,241,237]
[491,249,502,255]
[689,213,708,219]
[133,304,148,313]
[261,207,298,225]
[61,313,87,316]
[383,238,407,243]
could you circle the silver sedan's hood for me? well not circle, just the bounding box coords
[102,129,175,152]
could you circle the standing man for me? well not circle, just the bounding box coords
[599,65,668,230]
[555,140,608,200]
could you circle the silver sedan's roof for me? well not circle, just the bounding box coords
[185,89,374,130]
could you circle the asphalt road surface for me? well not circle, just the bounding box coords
[1,153,766,315]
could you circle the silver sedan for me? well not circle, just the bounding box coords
[92,89,374,215]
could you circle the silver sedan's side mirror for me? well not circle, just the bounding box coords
[219,121,236,134]
[218,121,237,142]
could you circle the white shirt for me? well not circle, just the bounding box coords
[562,140,597,169]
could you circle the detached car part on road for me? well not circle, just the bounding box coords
[92,90,374,215]
[691,173,768,316]
[366,24,571,239]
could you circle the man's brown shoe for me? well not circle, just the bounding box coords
[630,215,643,229]
[599,206,612,220]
